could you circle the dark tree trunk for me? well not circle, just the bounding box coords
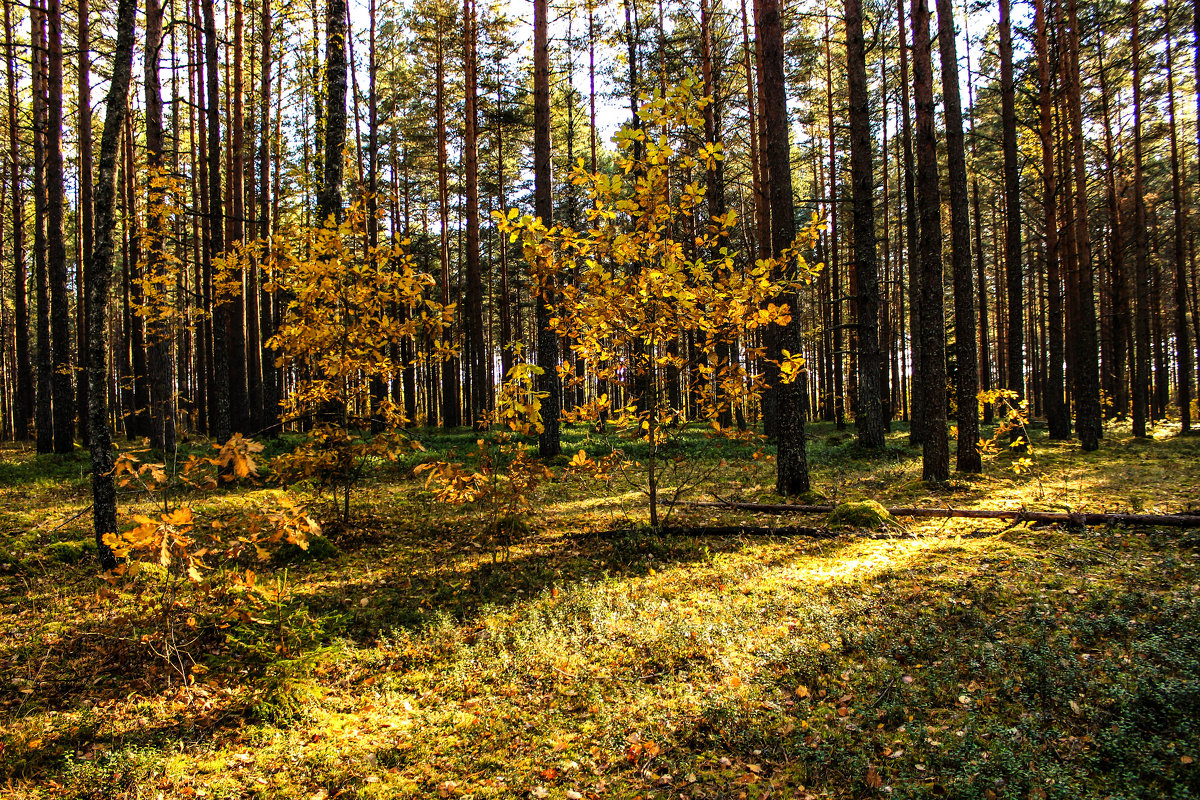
[145,0,175,451]
[897,0,921,446]
[87,0,138,571]
[936,0,979,471]
[464,0,488,428]
[318,0,346,226]
[1132,0,1151,437]
[1064,0,1101,449]
[534,0,560,456]
[911,0,948,482]
[756,0,809,495]
[1165,0,1192,433]
[5,0,31,440]
[1036,0,1069,439]
[202,0,231,441]
[845,0,884,450]
[32,0,53,453]
[999,0,1024,417]
[76,0,91,443]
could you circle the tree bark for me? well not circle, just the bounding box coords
[897,0,921,447]
[76,0,91,443]
[999,0,1024,417]
[756,0,809,495]
[5,0,31,440]
[1132,0,1151,437]
[534,0,561,456]
[845,0,884,450]
[936,0,979,471]
[87,0,138,571]
[464,0,488,429]
[202,0,231,441]
[911,0,948,482]
[317,0,347,226]
[1165,0,1193,433]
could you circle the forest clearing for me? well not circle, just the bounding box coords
[3,0,1200,793]
[2,421,1199,798]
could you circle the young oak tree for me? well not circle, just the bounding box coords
[500,81,818,528]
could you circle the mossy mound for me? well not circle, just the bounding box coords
[274,534,339,565]
[44,539,97,564]
[826,500,898,531]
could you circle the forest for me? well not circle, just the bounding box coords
[1,0,1199,795]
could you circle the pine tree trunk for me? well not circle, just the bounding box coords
[5,0,31,440]
[999,0,1024,418]
[464,0,488,429]
[911,0,949,482]
[1132,0,1151,437]
[844,0,884,450]
[534,0,560,456]
[935,0,979,471]
[32,0,53,453]
[76,0,91,443]
[756,0,808,495]
[1036,0,1069,439]
[1063,0,1102,449]
[144,0,174,451]
[87,0,138,571]
[202,0,231,441]
[1165,0,1193,433]
[897,0,921,446]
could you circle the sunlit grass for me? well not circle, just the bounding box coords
[1,421,1199,798]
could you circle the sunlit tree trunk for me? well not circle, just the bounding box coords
[911,0,948,482]
[1132,0,1151,437]
[534,0,560,456]
[88,0,138,571]
[5,0,31,441]
[936,0,979,471]
[845,0,884,449]
[999,0,1024,425]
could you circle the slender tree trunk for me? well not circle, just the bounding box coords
[202,0,231,441]
[318,0,346,225]
[434,26,460,428]
[1165,0,1192,433]
[898,0,921,446]
[1037,0,1069,439]
[5,0,31,440]
[845,0,884,449]
[912,0,949,481]
[464,0,488,428]
[144,0,175,451]
[534,0,560,456]
[756,0,809,495]
[88,0,138,571]
[260,0,278,430]
[1063,0,1101,449]
[1132,0,1151,437]
[999,0,1024,425]
[32,0,53,453]
[76,0,91,443]
[936,0,979,471]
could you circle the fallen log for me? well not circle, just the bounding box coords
[684,501,1200,529]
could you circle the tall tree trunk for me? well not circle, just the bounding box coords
[434,25,460,428]
[464,0,488,428]
[1064,0,1101,449]
[5,0,31,440]
[897,0,921,446]
[317,0,346,225]
[1036,0,1069,439]
[757,0,809,495]
[32,0,53,453]
[845,0,884,449]
[911,0,949,482]
[1166,0,1192,433]
[144,0,174,451]
[1097,40,1128,420]
[260,0,278,430]
[534,0,561,456]
[87,0,138,571]
[936,0,979,471]
[1132,0,1151,437]
[228,0,248,432]
[202,0,231,441]
[76,0,91,443]
[999,0,1024,423]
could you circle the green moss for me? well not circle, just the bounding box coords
[44,538,96,564]
[826,500,898,531]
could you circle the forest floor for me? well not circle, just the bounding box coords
[1,419,1199,799]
